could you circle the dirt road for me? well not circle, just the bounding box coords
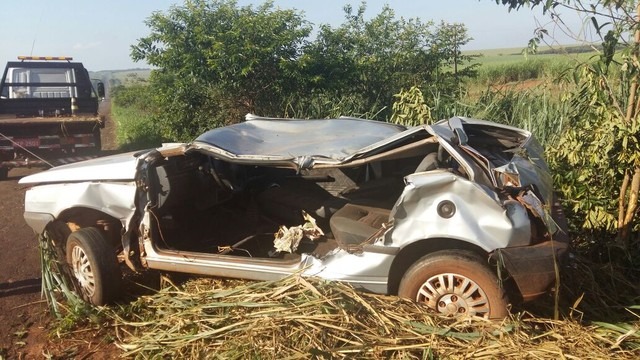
[0,168,49,358]
[0,99,119,358]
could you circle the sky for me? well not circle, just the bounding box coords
[0,0,589,71]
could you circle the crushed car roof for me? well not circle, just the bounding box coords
[192,114,411,166]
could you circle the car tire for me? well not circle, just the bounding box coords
[0,167,8,181]
[65,227,121,305]
[398,250,509,319]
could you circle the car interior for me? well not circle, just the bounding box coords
[145,140,459,261]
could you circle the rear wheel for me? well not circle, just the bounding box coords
[398,250,509,319]
[66,227,121,305]
[93,128,102,154]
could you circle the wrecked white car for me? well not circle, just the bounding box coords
[20,115,568,318]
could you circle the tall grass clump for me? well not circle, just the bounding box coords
[471,88,570,146]
[475,59,546,85]
[403,86,568,147]
[112,104,163,151]
[39,231,106,333]
[474,58,575,86]
[111,84,164,150]
[281,91,387,120]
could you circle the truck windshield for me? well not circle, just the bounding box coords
[1,67,77,99]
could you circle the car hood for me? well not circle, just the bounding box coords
[19,151,142,184]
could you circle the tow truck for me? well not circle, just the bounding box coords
[0,56,105,179]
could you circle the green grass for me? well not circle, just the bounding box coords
[466,44,599,66]
[112,103,163,151]
[473,58,576,85]
[463,45,601,87]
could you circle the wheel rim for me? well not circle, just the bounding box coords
[70,245,96,299]
[416,273,490,317]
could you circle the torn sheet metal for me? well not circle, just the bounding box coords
[431,116,557,235]
[190,115,433,170]
[515,189,558,235]
[303,248,393,294]
[494,153,553,202]
[494,154,557,234]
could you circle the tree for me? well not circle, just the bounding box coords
[433,22,479,89]
[300,4,439,119]
[497,0,640,245]
[131,0,311,139]
[299,4,478,120]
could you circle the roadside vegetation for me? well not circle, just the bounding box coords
[110,81,162,150]
[47,0,639,357]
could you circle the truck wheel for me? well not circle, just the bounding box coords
[398,250,509,319]
[0,167,8,180]
[93,128,102,154]
[66,227,121,305]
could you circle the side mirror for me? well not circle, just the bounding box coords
[96,82,105,98]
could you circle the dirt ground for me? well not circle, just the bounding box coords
[0,100,121,359]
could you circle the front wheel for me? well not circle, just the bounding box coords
[398,250,509,319]
[66,227,121,305]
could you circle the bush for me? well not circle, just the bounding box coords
[111,84,153,110]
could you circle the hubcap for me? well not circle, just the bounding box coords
[70,245,95,299]
[416,273,490,317]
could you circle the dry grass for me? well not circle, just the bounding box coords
[106,274,640,359]
[39,230,639,359]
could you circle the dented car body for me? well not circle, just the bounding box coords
[21,115,568,318]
